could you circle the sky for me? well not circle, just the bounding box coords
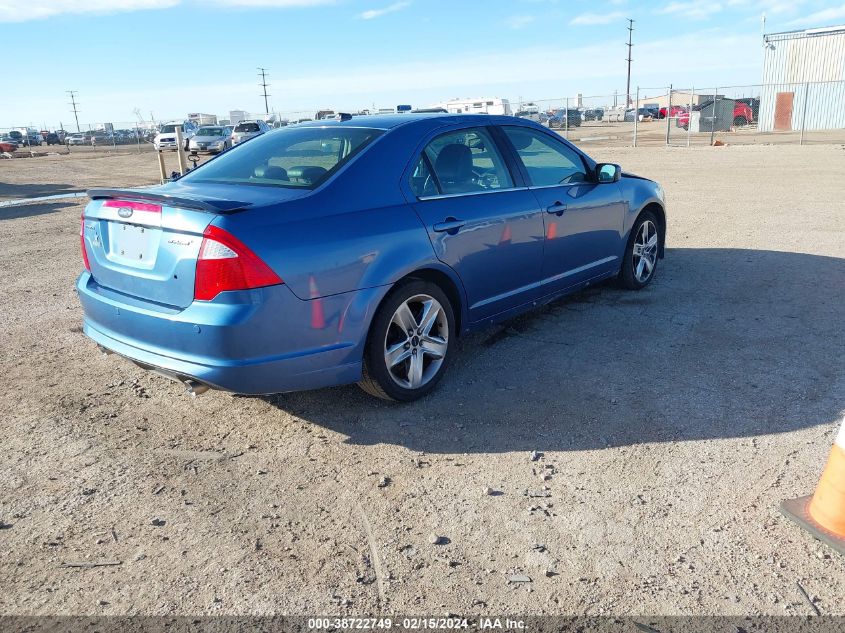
[1,0,844,128]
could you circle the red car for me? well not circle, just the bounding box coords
[677,101,754,129]
[657,105,688,119]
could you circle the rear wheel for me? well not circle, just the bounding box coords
[733,116,747,127]
[620,211,660,290]
[359,280,454,402]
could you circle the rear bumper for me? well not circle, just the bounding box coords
[77,272,384,394]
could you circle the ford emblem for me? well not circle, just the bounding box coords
[117,207,133,218]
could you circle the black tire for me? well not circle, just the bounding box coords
[619,210,660,290]
[733,116,747,127]
[359,279,455,402]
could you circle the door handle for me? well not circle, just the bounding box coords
[546,201,567,216]
[432,218,466,234]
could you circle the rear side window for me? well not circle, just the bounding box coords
[179,126,382,189]
[411,127,513,197]
[501,126,587,186]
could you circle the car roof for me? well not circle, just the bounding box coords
[291,113,526,131]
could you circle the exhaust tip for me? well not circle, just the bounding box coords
[184,380,210,397]
[97,345,114,356]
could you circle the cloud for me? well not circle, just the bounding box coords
[359,1,410,20]
[570,11,626,25]
[211,0,334,6]
[0,0,333,22]
[657,1,723,19]
[0,0,178,23]
[505,14,535,29]
[786,3,845,26]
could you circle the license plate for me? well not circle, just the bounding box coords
[110,223,156,266]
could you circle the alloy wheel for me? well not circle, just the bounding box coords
[384,294,449,389]
[632,220,658,283]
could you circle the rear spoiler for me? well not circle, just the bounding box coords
[87,188,251,214]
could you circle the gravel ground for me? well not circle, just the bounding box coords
[1,143,844,616]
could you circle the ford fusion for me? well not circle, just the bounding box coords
[78,114,666,402]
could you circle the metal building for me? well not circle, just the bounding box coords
[759,24,845,132]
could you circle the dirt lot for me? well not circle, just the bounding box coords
[1,143,844,617]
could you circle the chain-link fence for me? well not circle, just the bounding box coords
[0,121,159,157]
[4,79,845,159]
[516,79,845,147]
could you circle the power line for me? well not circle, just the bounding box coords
[258,67,271,114]
[67,90,81,132]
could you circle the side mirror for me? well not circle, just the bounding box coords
[596,163,621,183]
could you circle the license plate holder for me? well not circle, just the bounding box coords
[110,223,155,266]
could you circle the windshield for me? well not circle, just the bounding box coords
[197,127,225,136]
[179,126,383,190]
[159,124,179,133]
[235,122,260,133]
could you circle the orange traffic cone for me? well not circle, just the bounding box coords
[781,418,845,555]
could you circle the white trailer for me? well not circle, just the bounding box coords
[431,97,512,116]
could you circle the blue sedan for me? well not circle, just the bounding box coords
[78,114,666,401]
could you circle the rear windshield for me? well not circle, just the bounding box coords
[159,125,179,133]
[179,126,383,190]
[197,127,225,136]
[235,122,260,132]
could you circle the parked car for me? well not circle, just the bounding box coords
[547,108,582,128]
[583,108,604,121]
[624,108,658,122]
[44,132,61,145]
[0,141,17,153]
[78,113,666,401]
[90,132,112,146]
[231,120,270,145]
[514,110,549,125]
[0,134,20,149]
[154,121,198,151]
[189,126,232,154]
[657,105,687,119]
[676,101,754,129]
[66,134,88,146]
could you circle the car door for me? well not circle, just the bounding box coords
[499,125,625,293]
[407,126,545,323]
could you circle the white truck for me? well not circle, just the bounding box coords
[153,120,198,151]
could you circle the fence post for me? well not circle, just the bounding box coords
[565,96,569,139]
[687,86,694,148]
[800,81,809,146]
[665,84,673,146]
[709,86,718,146]
[633,86,640,147]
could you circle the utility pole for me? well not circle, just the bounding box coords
[258,67,270,114]
[67,90,81,132]
[625,19,634,108]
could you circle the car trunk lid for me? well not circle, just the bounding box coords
[83,185,308,308]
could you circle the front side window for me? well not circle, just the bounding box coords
[414,127,513,196]
[179,126,382,189]
[501,126,587,186]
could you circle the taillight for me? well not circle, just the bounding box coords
[194,225,282,301]
[80,215,91,272]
